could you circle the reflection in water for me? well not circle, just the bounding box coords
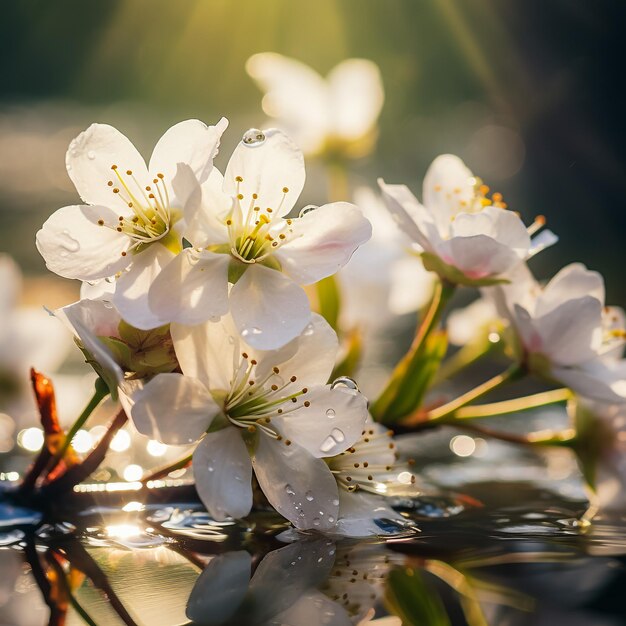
[0,483,626,625]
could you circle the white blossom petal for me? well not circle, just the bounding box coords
[252,435,339,530]
[273,385,368,458]
[36,205,131,281]
[113,244,175,330]
[224,129,305,218]
[229,264,311,350]
[328,59,384,140]
[149,118,229,191]
[335,490,408,537]
[66,123,149,210]
[193,427,253,521]
[274,202,372,285]
[148,249,230,326]
[130,373,218,445]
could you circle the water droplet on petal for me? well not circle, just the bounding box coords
[330,428,344,443]
[299,205,317,218]
[58,230,80,254]
[242,128,266,146]
[87,150,96,160]
[312,517,321,527]
[241,326,262,338]
[326,408,336,419]
[332,498,340,506]
[305,491,314,502]
[207,465,214,473]
[285,484,295,496]
[331,376,359,392]
[319,428,345,453]
[303,323,315,337]
[327,515,335,524]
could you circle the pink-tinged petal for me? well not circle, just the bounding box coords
[253,313,339,390]
[252,434,339,530]
[435,235,521,279]
[224,129,305,218]
[537,263,605,317]
[328,59,384,140]
[113,244,175,330]
[246,52,330,154]
[148,248,230,326]
[193,427,253,521]
[533,297,603,366]
[272,384,368,458]
[274,202,372,285]
[422,154,475,225]
[36,205,131,281]
[149,118,229,190]
[130,373,218,445]
[377,179,436,250]
[229,264,311,350]
[66,123,148,210]
[183,168,232,248]
[186,551,251,624]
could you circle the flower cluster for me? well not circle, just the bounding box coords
[11,54,625,536]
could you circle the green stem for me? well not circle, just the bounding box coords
[46,379,109,477]
[140,453,193,484]
[371,280,455,419]
[426,363,524,423]
[432,339,495,386]
[453,388,572,419]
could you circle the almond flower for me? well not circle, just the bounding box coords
[379,154,557,286]
[246,53,384,159]
[131,313,369,530]
[148,129,372,350]
[493,263,626,402]
[36,118,228,329]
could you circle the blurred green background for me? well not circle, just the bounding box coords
[1,0,625,302]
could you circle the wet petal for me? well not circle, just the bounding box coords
[113,244,175,330]
[130,373,218,445]
[224,128,305,218]
[193,427,253,521]
[275,202,372,285]
[229,264,311,350]
[36,205,131,281]
[252,435,339,530]
[148,249,230,326]
[273,384,368,458]
[66,123,148,211]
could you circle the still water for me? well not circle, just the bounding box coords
[2,433,626,626]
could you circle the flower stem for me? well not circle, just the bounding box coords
[140,453,193,484]
[45,378,109,478]
[452,388,572,419]
[426,363,524,423]
[371,279,455,420]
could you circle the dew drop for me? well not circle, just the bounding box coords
[319,428,346,453]
[299,205,317,218]
[305,491,314,502]
[332,498,340,506]
[59,230,81,254]
[242,128,266,146]
[312,517,321,527]
[303,323,315,337]
[285,484,295,496]
[326,408,336,419]
[330,428,345,443]
[327,515,335,524]
[331,376,359,392]
[241,326,262,338]
[207,465,214,473]
[87,150,96,160]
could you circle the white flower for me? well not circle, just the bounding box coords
[148,129,372,350]
[337,187,436,331]
[246,53,384,158]
[493,263,626,402]
[326,421,415,537]
[130,313,369,530]
[36,118,228,329]
[379,155,557,285]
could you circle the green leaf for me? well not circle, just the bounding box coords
[421,252,510,287]
[315,275,341,331]
[385,568,451,626]
[380,330,448,423]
